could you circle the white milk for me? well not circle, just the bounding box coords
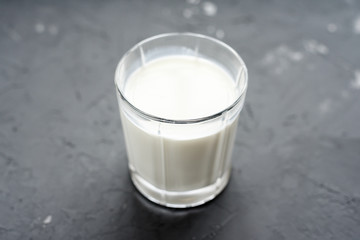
[118,55,239,204]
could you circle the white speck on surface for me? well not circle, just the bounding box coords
[183,8,193,19]
[353,15,360,34]
[43,215,52,224]
[327,23,338,33]
[48,25,59,35]
[289,52,304,62]
[303,40,316,53]
[35,22,45,33]
[202,1,217,16]
[215,29,225,39]
[278,46,304,62]
[187,0,201,5]
[350,70,360,89]
[261,45,304,74]
[317,44,329,55]
[262,52,275,65]
[319,99,332,114]
[303,39,329,55]
[207,25,216,34]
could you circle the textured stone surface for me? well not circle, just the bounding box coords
[1,0,360,239]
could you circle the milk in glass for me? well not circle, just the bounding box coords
[118,55,240,205]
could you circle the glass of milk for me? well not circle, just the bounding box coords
[115,33,248,208]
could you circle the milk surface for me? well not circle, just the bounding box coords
[124,56,236,120]
[119,55,239,194]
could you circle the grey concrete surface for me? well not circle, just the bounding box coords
[1,0,360,239]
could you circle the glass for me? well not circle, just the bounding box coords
[115,33,248,208]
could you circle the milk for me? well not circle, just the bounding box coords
[123,56,236,120]
[118,55,240,205]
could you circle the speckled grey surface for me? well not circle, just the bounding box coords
[1,0,360,239]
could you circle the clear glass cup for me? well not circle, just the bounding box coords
[115,33,248,208]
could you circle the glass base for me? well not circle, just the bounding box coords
[130,169,231,208]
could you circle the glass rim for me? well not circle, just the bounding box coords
[115,32,248,124]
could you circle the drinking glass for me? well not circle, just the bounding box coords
[115,33,248,208]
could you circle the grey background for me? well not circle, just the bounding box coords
[1,0,360,239]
